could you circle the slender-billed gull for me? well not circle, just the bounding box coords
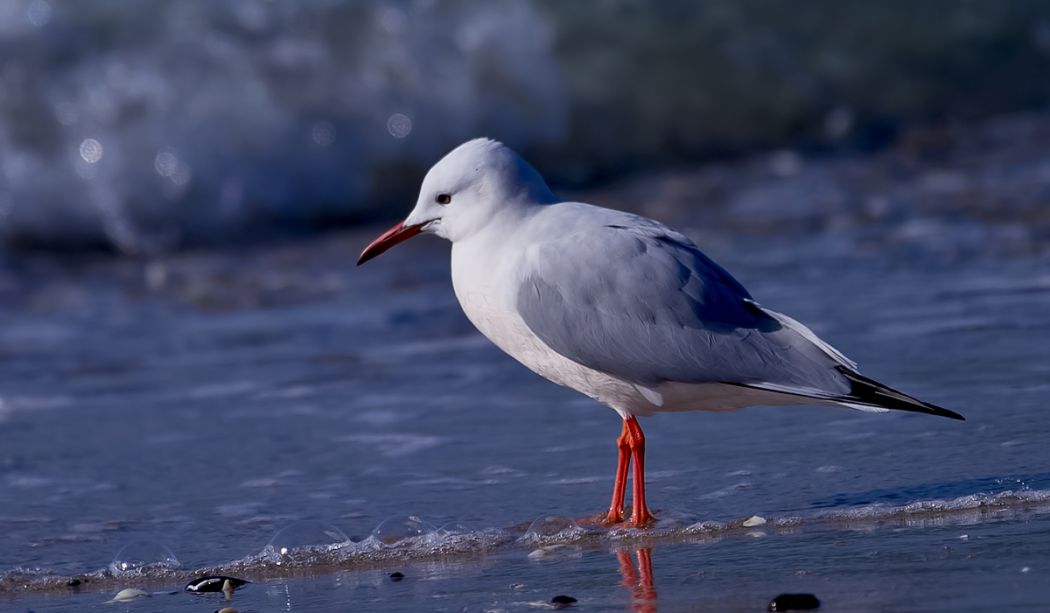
[358,138,963,527]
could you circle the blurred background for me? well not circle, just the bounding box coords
[2,0,1050,252]
[3,2,1050,607]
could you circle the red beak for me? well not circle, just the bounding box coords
[357,221,424,266]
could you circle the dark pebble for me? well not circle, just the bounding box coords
[185,576,250,593]
[66,579,81,587]
[768,593,820,611]
[389,572,405,582]
[551,594,578,608]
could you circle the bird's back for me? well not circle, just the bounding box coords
[515,203,849,388]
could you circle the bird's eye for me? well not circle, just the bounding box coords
[435,193,452,205]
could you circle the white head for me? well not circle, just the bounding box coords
[357,139,556,264]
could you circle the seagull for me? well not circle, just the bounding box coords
[357,138,964,527]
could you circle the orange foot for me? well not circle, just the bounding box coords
[586,510,656,529]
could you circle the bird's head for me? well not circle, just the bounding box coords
[357,138,555,265]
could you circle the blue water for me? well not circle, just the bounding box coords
[3,224,1050,607]
[3,126,1050,608]
[8,513,1050,611]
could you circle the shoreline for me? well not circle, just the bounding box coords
[4,487,1048,598]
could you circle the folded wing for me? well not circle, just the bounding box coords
[515,206,962,420]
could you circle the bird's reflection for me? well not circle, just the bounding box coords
[616,547,657,612]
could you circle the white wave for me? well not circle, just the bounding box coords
[5,489,1050,594]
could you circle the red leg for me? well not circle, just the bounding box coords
[607,420,631,523]
[625,417,654,526]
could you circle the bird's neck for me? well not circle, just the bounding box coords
[448,197,545,244]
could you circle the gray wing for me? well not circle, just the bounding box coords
[515,207,852,394]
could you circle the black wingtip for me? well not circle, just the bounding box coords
[836,367,965,421]
[925,404,966,421]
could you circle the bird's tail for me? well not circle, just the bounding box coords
[734,367,965,420]
[831,366,964,420]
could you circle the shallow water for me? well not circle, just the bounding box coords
[2,154,1050,608]
[11,512,1050,612]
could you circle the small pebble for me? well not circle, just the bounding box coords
[551,594,577,609]
[185,576,250,593]
[743,515,767,527]
[768,593,820,611]
[110,588,150,602]
[389,571,405,582]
